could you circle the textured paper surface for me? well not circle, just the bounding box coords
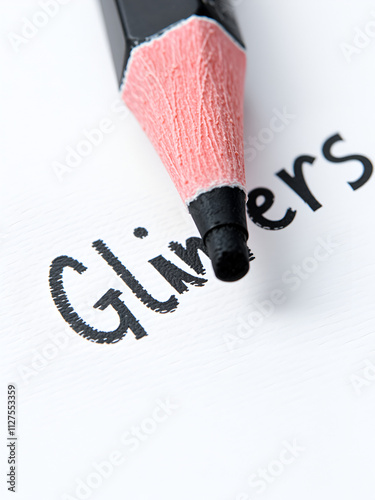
[1,1,375,499]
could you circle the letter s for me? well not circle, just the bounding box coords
[121,432,140,452]
[323,133,373,190]
[282,270,301,291]
[248,473,267,494]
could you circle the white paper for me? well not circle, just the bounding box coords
[1,1,375,499]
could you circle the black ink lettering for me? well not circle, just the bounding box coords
[276,155,322,211]
[247,187,296,230]
[134,227,148,239]
[322,133,373,190]
[149,256,207,293]
[49,256,147,343]
[93,240,178,313]
[94,289,147,340]
[248,249,256,262]
[168,237,208,275]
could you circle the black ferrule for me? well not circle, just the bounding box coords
[188,187,248,244]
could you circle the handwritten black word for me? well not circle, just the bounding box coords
[247,133,373,229]
[49,132,372,344]
[49,237,212,343]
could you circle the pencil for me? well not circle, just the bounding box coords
[100,0,249,282]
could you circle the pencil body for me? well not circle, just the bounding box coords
[100,0,250,281]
